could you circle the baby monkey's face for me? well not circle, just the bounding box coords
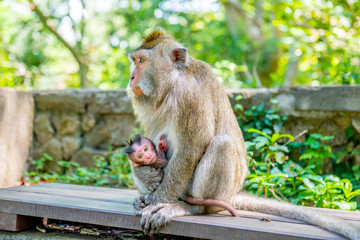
[129,138,157,167]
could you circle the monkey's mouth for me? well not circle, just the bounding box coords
[149,156,157,164]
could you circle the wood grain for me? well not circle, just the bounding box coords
[0,183,353,240]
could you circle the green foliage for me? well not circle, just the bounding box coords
[245,130,360,211]
[299,133,335,174]
[237,98,360,211]
[1,0,360,89]
[247,128,293,166]
[234,97,288,140]
[24,149,133,188]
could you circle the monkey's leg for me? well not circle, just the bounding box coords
[190,134,244,214]
[140,134,243,235]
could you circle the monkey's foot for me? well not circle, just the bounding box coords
[140,203,191,235]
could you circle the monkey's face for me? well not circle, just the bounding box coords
[129,139,158,167]
[128,50,155,97]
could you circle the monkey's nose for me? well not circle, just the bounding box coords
[130,74,135,80]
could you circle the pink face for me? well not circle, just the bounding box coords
[129,139,157,167]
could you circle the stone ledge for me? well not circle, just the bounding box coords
[33,89,132,114]
[294,86,360,112]
[227,86,360,114]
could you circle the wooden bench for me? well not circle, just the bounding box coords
[0,183,358,239]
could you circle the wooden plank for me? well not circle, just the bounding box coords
[172,215,347,240]
[0,187,349,240]
[0,212,18,231]
[4,184,138,204]
[23,182,137,194]
[32,183,360,220]
[0,212,39,231]
[0,198,347,240]
[6,184,359,226]
[0,189,135,213]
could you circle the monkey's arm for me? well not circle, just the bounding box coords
[130,163,163,194]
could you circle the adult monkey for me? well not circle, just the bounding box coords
[127,30,360,239]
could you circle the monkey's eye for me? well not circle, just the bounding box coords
[138,154,143,159]
[144,146,149,152]
[139,57,145,63]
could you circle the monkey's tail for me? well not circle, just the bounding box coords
[184,197,238,217]
[233,193,360,240]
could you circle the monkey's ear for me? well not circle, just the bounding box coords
[171,48,187,65]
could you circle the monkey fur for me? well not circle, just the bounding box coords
[125,134,238,217]
[126,30,360,239]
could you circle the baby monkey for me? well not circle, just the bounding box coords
[125,134,238,217]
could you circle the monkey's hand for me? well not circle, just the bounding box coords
[140,202,191,235]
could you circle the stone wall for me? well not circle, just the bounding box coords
[227,86,360,146]
[28,86,360,171]
[31,90,136,171]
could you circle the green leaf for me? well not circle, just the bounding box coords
[235,94,244,101]
[273,122,283,133]
[299,153,313,160]
[322,136,334,141]
[245,141,255,149]
[234,104,244,111]
[254,136,270,149]
[248,128,271,141]
[269,145,289,153]
[271,133,294,143]
[342,180,354,198]
[256,104,265,112]
[307,175,325,186]
[348,190,360,201]
[43,153,53,161]
[310,133,323,139]
[270,98,279,104]
[331,200,353,210]
[346,127,355,138]
[310,141,321,149]
[275,151,285,164]
[324,175,340,182]
[301,177,315,190]
[271,133,280,143]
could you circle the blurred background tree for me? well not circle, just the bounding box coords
[0,0,359,90]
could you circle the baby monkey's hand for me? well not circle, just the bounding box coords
[158,134,168,153]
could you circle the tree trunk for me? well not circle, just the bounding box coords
[79,60,90,88]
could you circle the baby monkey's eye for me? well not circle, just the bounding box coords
[138,154,143,159]
[144,146,149,151]
[139,57,145,63]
